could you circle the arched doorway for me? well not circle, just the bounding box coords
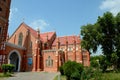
[8,50,21,72]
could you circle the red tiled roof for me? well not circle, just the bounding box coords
[21,23,56,42]
[40,32,56,42]
[52,35,81,46]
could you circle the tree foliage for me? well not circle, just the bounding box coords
[81,11,120,70]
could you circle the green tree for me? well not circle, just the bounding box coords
[97,12,115,62]
[81,24,99,54]
[81,12,119,71]
[114,12,120,68]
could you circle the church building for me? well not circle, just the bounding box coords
[1,22,90,72]
[0,0,90,72]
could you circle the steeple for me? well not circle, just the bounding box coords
[36,27,40,40]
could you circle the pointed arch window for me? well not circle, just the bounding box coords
[18,33,23,46]
[46,56,53,67]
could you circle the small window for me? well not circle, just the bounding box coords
[46,56,53,67]
[30,41,32,48]
[18,33,23,46]
[0,7,2,11]
[68,47,72,51]
[0,27,2,34]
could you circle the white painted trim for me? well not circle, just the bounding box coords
[8,50,21,72]
[5,42,26,50]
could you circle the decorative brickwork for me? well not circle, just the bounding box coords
[5,23,90,72]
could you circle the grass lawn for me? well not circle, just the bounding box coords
[54,75,66,80]
[101,73,120,80]
[0,72,13,80]
[54,73,120,80]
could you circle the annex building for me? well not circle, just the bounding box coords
[0,0,90,72]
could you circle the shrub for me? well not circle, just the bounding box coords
[62,60,83,80]
[59,66,64,75]
[81,67,102,80]
[1,64,15,74]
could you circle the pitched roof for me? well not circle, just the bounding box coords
[10,22,56,42]
[52,35,81,46]
[40,32,56,42]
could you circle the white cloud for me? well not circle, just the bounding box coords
[29,19,50,31]
[100,0,120,15]
[9,8,18,21]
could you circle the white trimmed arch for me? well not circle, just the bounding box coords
[8,50,21,72]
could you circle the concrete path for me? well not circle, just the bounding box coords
[3,72,59,80]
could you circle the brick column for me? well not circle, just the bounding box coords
[73,36,76,61]
[77,36,82,64]
[37,48,41,71]
[65,37,68,62]
[32,49,37,71]
[55,51,59,71]
[55,38,60,71]
[13,35,16,44]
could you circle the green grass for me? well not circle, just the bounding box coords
[101,73,120,80]
[0,72,14,80]
[54,73,120,80]
[54,75,66,80]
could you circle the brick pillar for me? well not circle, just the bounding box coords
[32,52,37,71]
[33,28,41,72]
[23,50,26,71]
[55,38,60,71]
[73,36,76,61]
[65,37,68,62]
[13,34,16,44]
[37,48,41,71]
[87,51,90,66]
[77,35,82,64]
[56,38,60,49]
[55,51,59,71]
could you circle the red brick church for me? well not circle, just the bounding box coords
[0,0,90,72]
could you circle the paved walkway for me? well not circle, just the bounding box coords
[2,72,59,80]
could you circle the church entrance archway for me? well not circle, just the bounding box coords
[8,50,21,72]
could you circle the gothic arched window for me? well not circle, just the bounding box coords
[46,56,53,67]
[18,33,23,46]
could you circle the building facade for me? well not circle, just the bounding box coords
[0,0,11,72]
[0,22,89,72]
[0,0,11,45]
[0,0,90,72]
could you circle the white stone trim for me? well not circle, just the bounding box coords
[8,50,21,72]
[5,42,25,50]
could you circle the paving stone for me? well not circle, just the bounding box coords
[4,72,59,80]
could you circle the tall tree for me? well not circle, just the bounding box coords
[81,24,99,54]
[97,12,115,61]
[115,12,120,67]
[81,11,120,70]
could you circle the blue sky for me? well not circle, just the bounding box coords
[9,0,120,55]
[8,0,120,53]
[9,0,120,36]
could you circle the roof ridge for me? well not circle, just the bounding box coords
[40,31,56,34]
[57,35,78,38]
